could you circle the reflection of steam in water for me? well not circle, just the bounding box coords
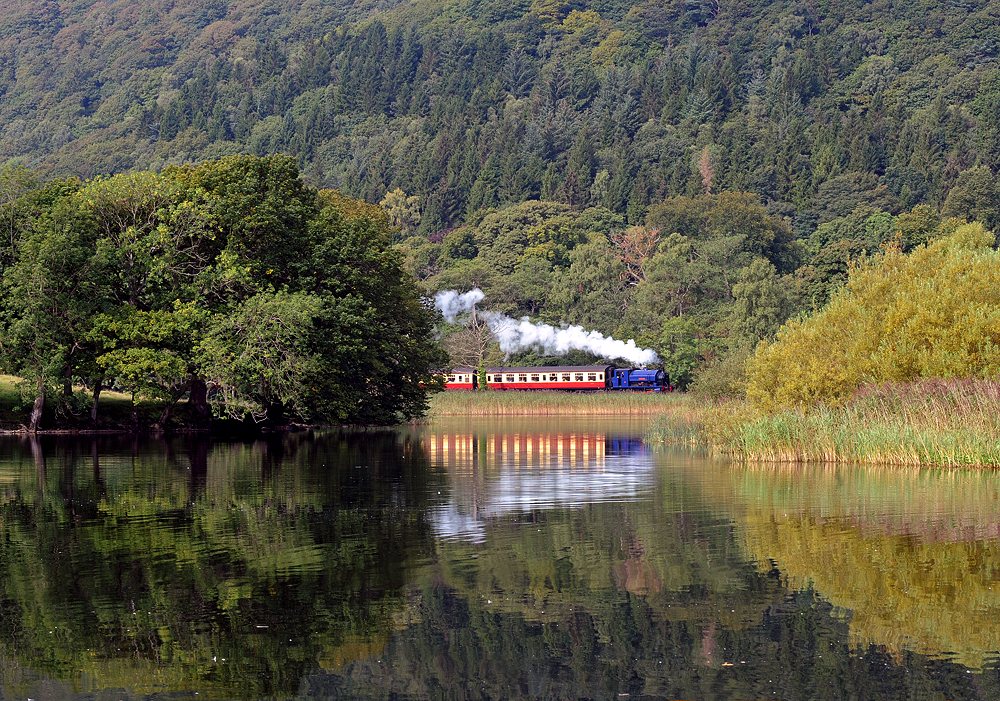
[422,432,655,542]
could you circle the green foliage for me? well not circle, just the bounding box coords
[747,223,1000,409]
[5,0,996,243]
[656,316,701,389]
[730,259,790,346]
[645,192,798,274]
[943,167,1000,233]
[548,237,627,334]
[0,156,444,429]
[689,345,752,400]
[3,0,999,392]
[199,292,324,420]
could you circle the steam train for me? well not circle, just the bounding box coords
[443,365,671,392]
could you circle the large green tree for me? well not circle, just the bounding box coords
[0,156,444,430]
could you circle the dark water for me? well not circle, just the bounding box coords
[1,418,1000,700]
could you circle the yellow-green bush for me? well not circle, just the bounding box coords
[747,223,1000,409]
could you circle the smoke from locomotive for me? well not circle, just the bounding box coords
[434,288,486,322]
[434,288,660,366]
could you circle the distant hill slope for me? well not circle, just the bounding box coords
[1,0,998,231]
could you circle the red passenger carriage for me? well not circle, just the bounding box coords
[443,366,477,390]
[484,365,612,391]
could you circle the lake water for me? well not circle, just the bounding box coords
[1,418,1000,699]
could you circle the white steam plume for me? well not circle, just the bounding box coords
[434,288,660,366]
[434,288,485,322]
[483,313,660,366]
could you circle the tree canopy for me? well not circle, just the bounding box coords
[0,155,444,430]
[0,0,998,239]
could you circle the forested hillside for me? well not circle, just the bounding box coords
[2,0,998,232]
[2,0,999,394]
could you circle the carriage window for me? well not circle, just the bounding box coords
[561,374,570,381]
[530,374,540,381]
[597,373,603,380]
[448,375,456,382]
[574,374,584,382]
[506,374,515,382]
[587,373,597,381]
[518,374,528,382]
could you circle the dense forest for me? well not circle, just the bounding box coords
[2,0,998,229]
[2,0,999,394]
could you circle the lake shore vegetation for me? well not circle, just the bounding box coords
[433,224,1000,468]
[0,155,445,433]
[427,389,696,417]
[647,380,1000,468]
[647,226,1000,467]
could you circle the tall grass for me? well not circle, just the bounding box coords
[427,390,695,417]
[648,380,1000,468]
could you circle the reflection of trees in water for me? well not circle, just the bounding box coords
[0,433,438,698]
[691,462,1000,669]
[741,513,1000,670]
[310,583,1000,700]
[2,436,999,698]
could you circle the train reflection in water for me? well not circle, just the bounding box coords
[421,430,655,542]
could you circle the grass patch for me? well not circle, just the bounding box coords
[0,375,22,425]
[0,375,184,432]
[648,380,1000,468]
[427,390,696,417]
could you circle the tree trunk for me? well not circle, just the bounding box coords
[156,387,186,432]
[157,403,174,432]
[28,378,45,433]
[189,376,211,428]
[63,365,73,397]
[265,400,286,428]
[91,379,103,426]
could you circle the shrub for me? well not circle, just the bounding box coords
[747,223,1000,409]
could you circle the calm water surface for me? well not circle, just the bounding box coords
[1,417,999,699]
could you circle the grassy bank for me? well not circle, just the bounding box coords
[648,380,1000,468]
[0,376,21,427]
[427,390,695,417]
[0,375,185,433]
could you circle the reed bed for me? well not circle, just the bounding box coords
[427,390,697,417]
[647,379,1000,468]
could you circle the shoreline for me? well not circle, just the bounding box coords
[428,383,1000,469]
[426,390,684,416]
[0,423,320,438]
[648,381,1000,469]
[6,382,997,469]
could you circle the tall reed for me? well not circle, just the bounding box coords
[649,380,1000,468]
[427,390,694,417]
